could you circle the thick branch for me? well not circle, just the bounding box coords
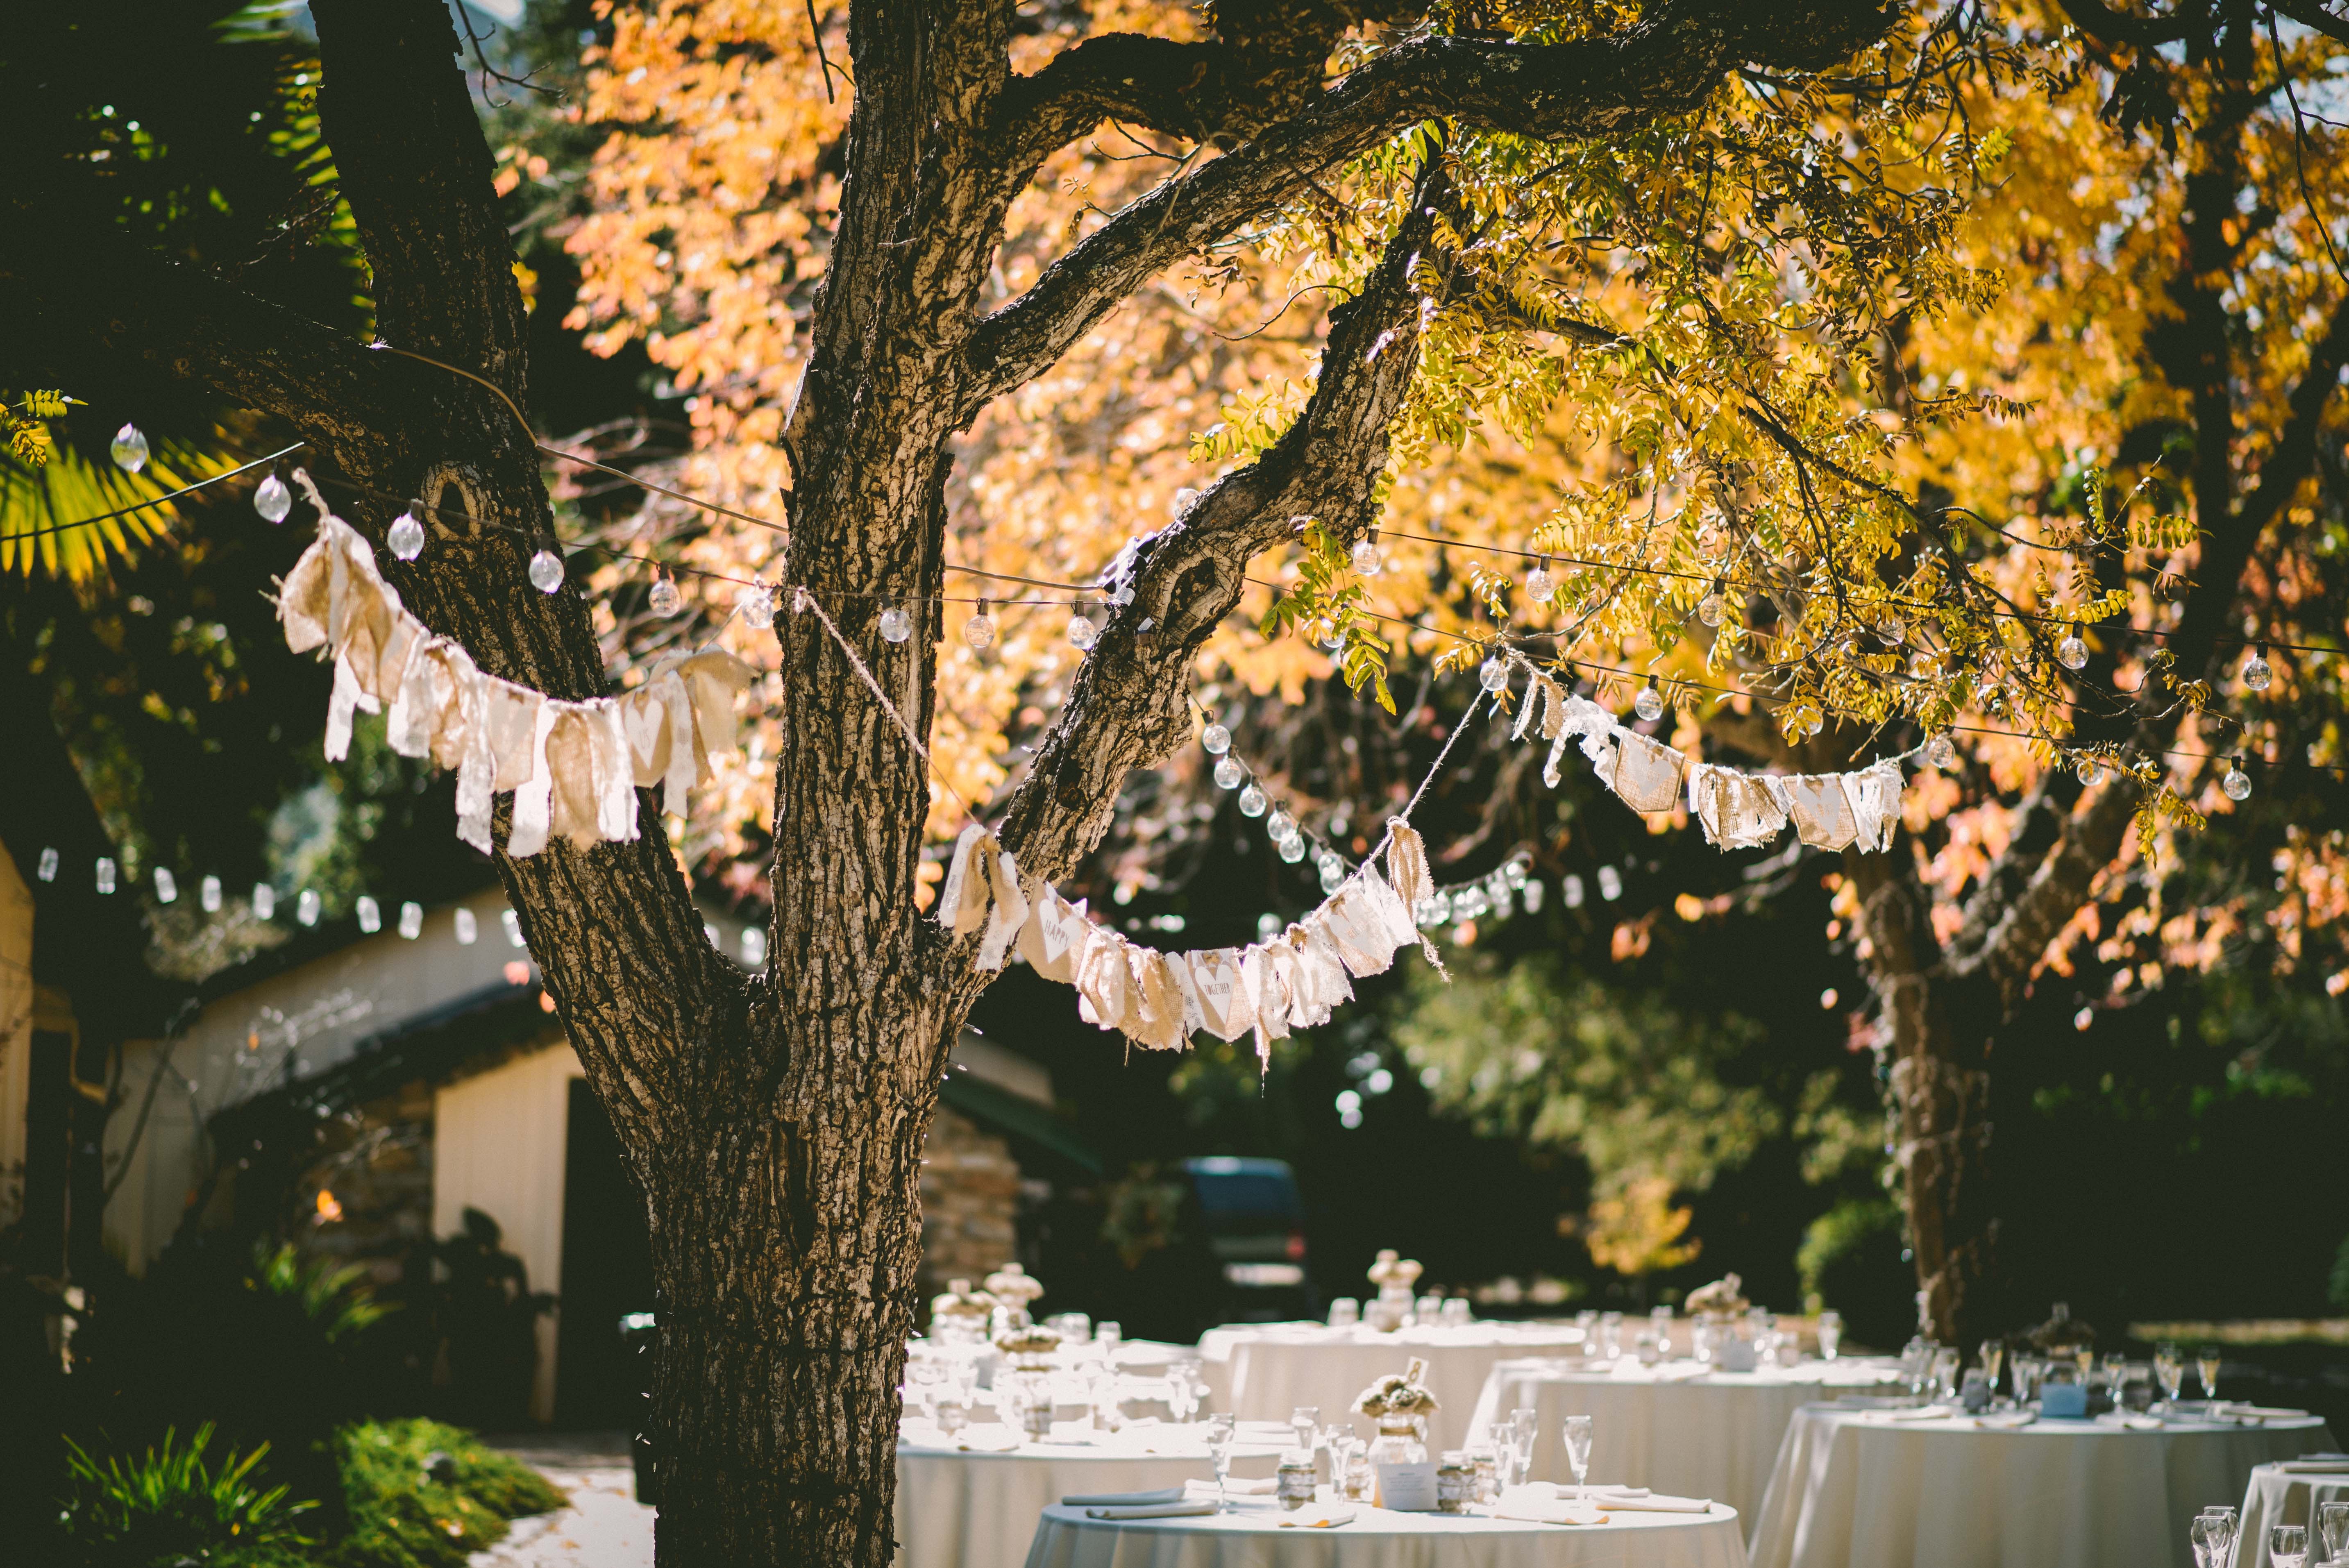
[986,157,1456,891]
[967,0,1898,407]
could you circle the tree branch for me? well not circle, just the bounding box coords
[966,0,1900,407]
[986,155,1459,888]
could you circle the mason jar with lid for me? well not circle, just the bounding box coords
[1277,1450,1316,1510]
[1437,1452,1470,1514]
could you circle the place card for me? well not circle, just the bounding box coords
[1376,1461,1440,1511]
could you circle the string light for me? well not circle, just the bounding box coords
[1237,783,1268,818]
[297,889,320,926]
[2078,756,2103,786]
[95,857,116,894]
[1524,556,1556,601]
[153,868,177,903]
[1926,733,1956,769]
[963,601,995,651]
[528,549,564,592]
[1478,655,1509,692]
[1351,530,1384,575]
[738,582,775,631]
[2242,644,2272,692]
[356,896,381,933]
[35,847,58,882]
[397,901,424,939]
[1067,604,1098,650]
[501,908,526,947]
[254,471,293,524]
[2057,625,2088,670]
[110,423,148,473]
[455,908,478,944]
[200,875,222,912]
[1698,587,1725,627]
[1634,683,1665,723]
[1201,718,1231,755]
[1213,755,1244,789]
[1266,808,1296,842]
[648,575,681,616]
[2222,757,2252,801]
[253,883,277,919]
[878,604,913,643]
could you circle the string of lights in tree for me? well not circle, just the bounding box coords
[89,423,2315,807]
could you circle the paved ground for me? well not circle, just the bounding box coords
[473,1433,657,1568]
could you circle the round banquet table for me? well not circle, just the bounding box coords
[896,1421,1286,1568]
[1745,1404,2336,1568]
[1022,1495,1747,1568]
[1465,1359,1906,1529]
[2235,1454,2349,1568]
[1197,1322,1585,1453]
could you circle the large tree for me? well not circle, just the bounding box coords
[4,1,2073,1562]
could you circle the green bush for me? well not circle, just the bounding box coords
[318,1419,567,1568]
[57,1423,315,1568]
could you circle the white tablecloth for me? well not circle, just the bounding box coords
[1466,1359,1906,1528]
[1198,1322,1585,1452]
[2236,1457,2349,1568]
[1747,1405,2335,1568]
[1023,1495,1747,1568]
[896,1424,1285,1568]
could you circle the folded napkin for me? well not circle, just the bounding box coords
[1600,1493,1713,1513]
[2095,1414,2165,1432]
[2221,1404,2310,1421]
[1867,1405,1954,1423]
[1494,1497,1609,1526]
[1085,1501,1219,1520]
[1062,1486,1186,1507]
[953,1427,1024,1453]
[2279,1461,2349,1473]
[1277,1507,1358,1528]
[1185,1477,1275,1497]
[1973,1412,2036,1430]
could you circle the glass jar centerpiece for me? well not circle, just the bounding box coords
[1684,1274,1755,1368]
[1354,1355,1439,1507]
[929,1278,997,1350]
[1364,1249,1424,1334]
[984,1261,1047,1336]
[993,1326,1065,1441]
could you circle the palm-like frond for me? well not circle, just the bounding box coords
[0,423,235,582]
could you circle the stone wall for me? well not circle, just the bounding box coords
[918,1106,1022,1307]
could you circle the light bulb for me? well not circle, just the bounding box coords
[1504,856,1530,889]
[455,908,478,944]
[529,549,564,592]
[1351,535,1384,575]
[1455,885,1489,921]
[1110,579,1136,607]
[1488,879,1514,919]
[1596,865,1623,901]
[1634,685,1664,723]
[740,926,767,967]
[739,583,775,630]
[2242,646,2272,692]
[1214,756,1244,790]
[154,868,178,904]
[1480,656,1509,693]
[1319,621,1345,651]
[1525,560,1555,601]
[388,509,426,561]
[1521,879,1544,912]
[36,847,58,882]
[254,472,292,524]
[1201,722,1230,756]
[1927,733,1956,769]
[501,908,525,947]
[1172,487,1199,517]
[963,605,995,651]
[1316,850,1344,880]
[649,576,681,616]
[1278,835,1306,864]
[1698,592,1725,627]
[200,874,222,912]
[1238,783,1267,818]
[2057,627,2088,670]
[2077,756,2103,787]
[1068,609,1097,649]
[95,856,116,894]
[398,901,424,939]
[297,889,320,926]
[878,605,912,643]
[253,883,277,920]
[1319,860,1346,894]
[2222,758,2252,801]
[1266,809,1296,842]
[111,422,149,473]
[1562,874,1584,909]
[356,896,381,933]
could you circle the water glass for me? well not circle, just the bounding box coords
[1650,1305,1675,1359]
[1817,1309,1842,1362]
[1978,1339,2006,1399]
[1045,1311,1090,1342]
[2194,1506,2238,1568]
[1328,1297,1361,1329]
[2012,1356,2045,1405]
[1291,1405,1321,1457]
[1507,1406,1539,1488]
[1441,1297,1473,1328]
[1562,1415,1594,1502]
[1205,1414,1237,1511]
[1095,1320,1122,1351]
[1930,1347,1961,1402]
[1417,1293,1444,1325]
[1167,1359,1204,1423]
[1600,1312,1624,1360]
[2272,1523,2310,1568]
[2318,1500,2349,1561]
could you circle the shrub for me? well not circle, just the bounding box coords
[318,1419,566,1568]
[57,1423,315,1568]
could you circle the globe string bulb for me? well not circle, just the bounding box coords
[95,856,116,895]
[297,889,321,926]
[2222,757,2252,801]
[254,471,293,524]
[388,507,427,562]
[1351,531,1384,576]
[1068,604,1097,650]
[739,581,776,631]
[1698,590,1725,628]
[2077,755,2103,787]
[1201,720,1231,756]
[111,422,149,473]
[1237,783,1268,818]
[1479,656,1509,693]
[2057,624,2088,671]
[1213,755,1244,790]
[253,883,277,920]
[1278,835,1307,864]
[356,896,381,934]
[1319,860,1346,894]
[1524,556,1555,601]
[1266,809,1296,842]
[1319,620,1345,652]
[963,601,995,651]
[200,874,223,912]
[529,548,564,593]
[1634,684,1664,723]
[649,575,681,616]
[878,604,913,643]
[2241,644,2272,693]
[154,868,178,904]
[1926,733,1956,769]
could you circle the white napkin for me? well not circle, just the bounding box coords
[2095,1413,2165,1431]
[1277,1506,1359,1528]
[1085,1501,1219,1520]
[1495,1496,1610,1526]
[2220,1404,2309,1422]
[1062,1486,1185,1507]
[1185,1477,1275,1497]
[2280,1460,2349,1473]
[1867,1405,1953,1423]
[1600,1493,1713,1513]
[1972,1412,2036,1430]
[953,1426,1023,1453]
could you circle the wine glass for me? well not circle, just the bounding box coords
[1291,1405,1321,1459]
[1562,1416,1594,1503]
[1507,1406,1539,1489]
[2270,1523,2309,1568]
[2197,1506,2238,1568]
[2153,1343,2186,1411]
[2315,1501,2349,1563]
[2199,1350,2224,1400]
[1816,1309,1842,1362]
[1205,1414,1237,1511]
[1978,1340,2006,1402]
[1096,1320,1123,1352]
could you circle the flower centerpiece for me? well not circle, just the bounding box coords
[992,1325,1065,1441]
[983,1261,1046,1332]
[1684,1273,1749,1320]
[929,1278,997,1348]
[1364,1249,1423,1332]
[1355,1356,1439,1504]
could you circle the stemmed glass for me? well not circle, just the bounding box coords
[2192,1507,2238,1568]
[2153,1343,2186,1411]
[2199,1349,2224,1401]
[1291,1406,1321,1458]
[1816,1310,1842,1362]
[1978,1341,2006,1403]
[1167,1360,1203,1424]
[2317,1500,2349,1564]
[1205,1414,1237,1512]
[2270,1524,2310,1568]
[1507,1407,1539,1489]
[1562,1416,1594,1503]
